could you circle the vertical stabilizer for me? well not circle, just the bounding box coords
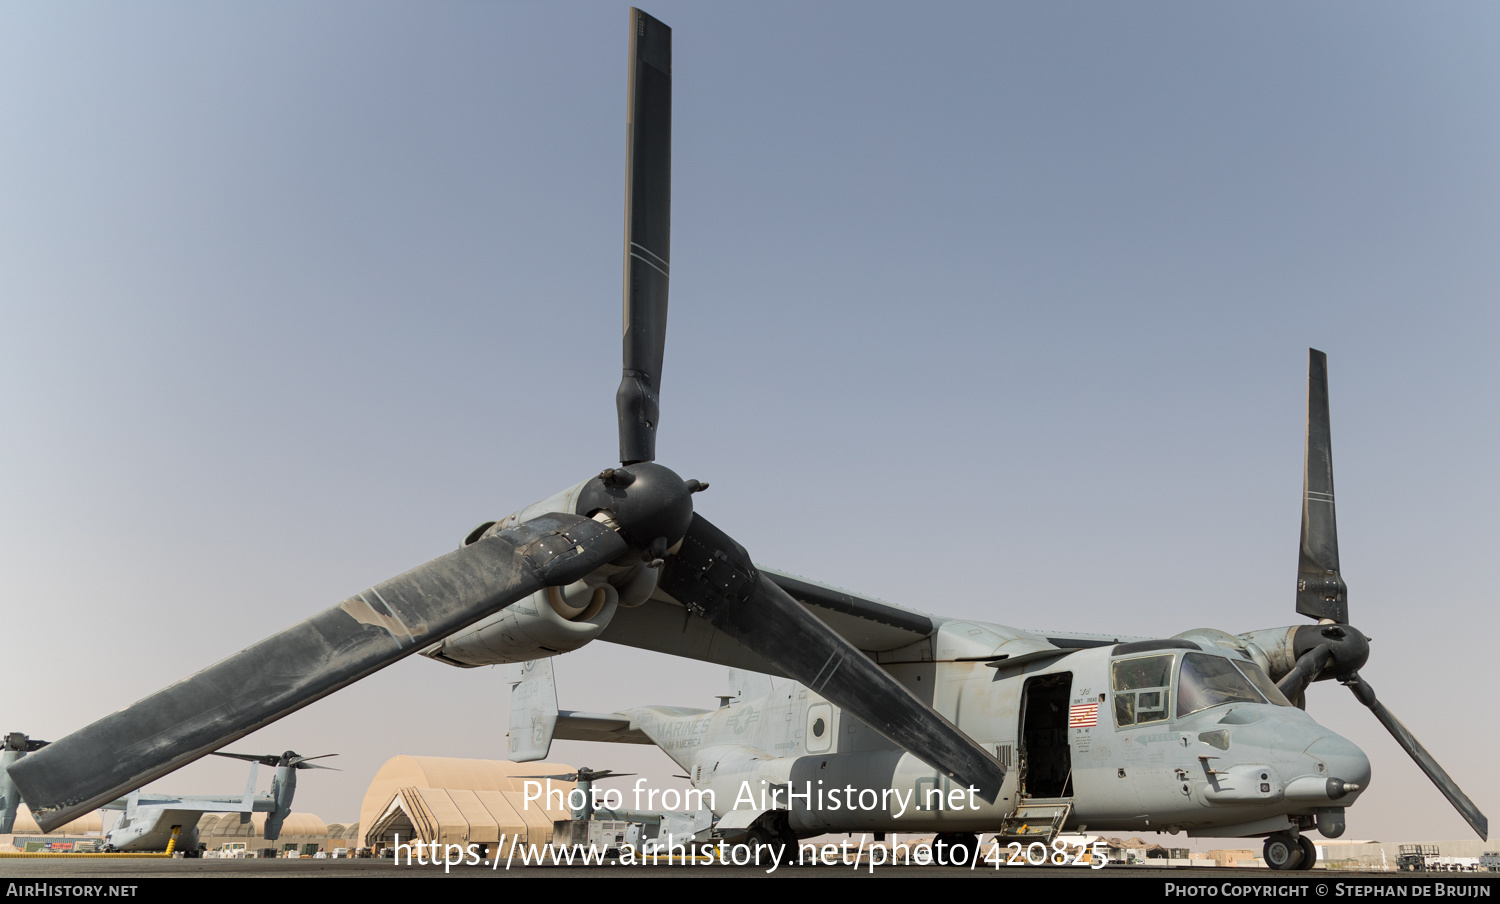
[509,658,560,762]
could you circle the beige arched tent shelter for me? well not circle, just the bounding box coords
[198,811,329,849]
[9,804,103,835]
[359,756,577,853]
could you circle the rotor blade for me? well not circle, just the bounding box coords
[1275,642,1331,702]
[616,7,672,466]
[657,513,1007,803]
[211,752,279,767]
[1297,348,1348,622]
[1343,672,1488,840]
[517,770,633,782]
[10,513,626,832]
[288,754,338,767]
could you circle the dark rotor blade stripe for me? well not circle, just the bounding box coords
[630,242,669,272]
[629,251,670,279]
[810,650,845,690]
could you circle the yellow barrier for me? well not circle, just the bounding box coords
[0,825,184,858]
[0,851,172,858]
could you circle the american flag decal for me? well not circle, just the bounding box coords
[1069,703,1098,728]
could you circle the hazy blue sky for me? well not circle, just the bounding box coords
[2,2,1496,846]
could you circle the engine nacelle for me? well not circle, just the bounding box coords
[422,577,621,667]
[424,478,663,667]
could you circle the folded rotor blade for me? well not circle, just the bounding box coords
[1297,348,1348,623]
[289,753,339,769]
[657,513,1007,803]
[1343,672,1488,840]
[1275,642,1331,702]
[10,513,626,832]
[616,7,672,466]
[211,752,279,767]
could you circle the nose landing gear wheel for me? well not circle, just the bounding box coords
[1263,833,1304,871]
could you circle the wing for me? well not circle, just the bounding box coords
[597,568,942,674]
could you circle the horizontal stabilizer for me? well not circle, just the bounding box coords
[554,711,653,746]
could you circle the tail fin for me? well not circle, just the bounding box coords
[265,765,297,841]
[508,658,559,762]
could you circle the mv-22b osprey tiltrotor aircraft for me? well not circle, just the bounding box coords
[4,734,332,853]
[7,9,1487,872]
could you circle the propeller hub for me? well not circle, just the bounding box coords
[1293,623,1369,678]
[577,462,694,552]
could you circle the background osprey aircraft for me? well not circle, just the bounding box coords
[2,4,1496,853]
[3,736,332,853]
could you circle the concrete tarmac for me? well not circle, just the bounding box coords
[0,859,1474,880]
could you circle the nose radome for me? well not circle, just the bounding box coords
[1306,734,1372,794]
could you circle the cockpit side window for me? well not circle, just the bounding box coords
[1111,654,1173,728]
[1177,652,1266,717]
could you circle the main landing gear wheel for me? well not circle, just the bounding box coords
[1263,833,1303,871]
[777,825,799,860]
[1296,835,1317,871]
[744,826,772,852]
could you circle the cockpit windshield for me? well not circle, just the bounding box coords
[1112,651,1295,727]
[1176,652,1290,717]
[1232,657,1294,707]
